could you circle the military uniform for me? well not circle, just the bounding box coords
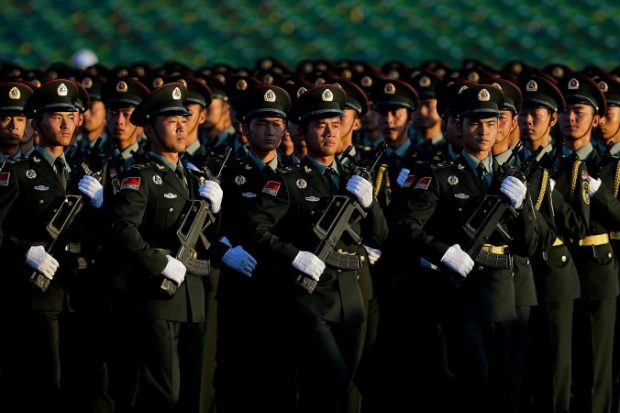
[240,85,388,412]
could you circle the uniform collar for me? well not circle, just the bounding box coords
[562,142,594,160]
[494,148,513,166]
[385,138,412,159]
[118,141,140,160]
[249,151,278,172]
[184,138,201,156]
[148,151,177,171]
[306,156,340,176]
[37,146,71,173]
[462,150,492,174]
[608,141,620,157]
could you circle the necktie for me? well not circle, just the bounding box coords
[477,163,490,193]
[175,164,189,193]
[324,168,339,193]
[54,157,67,191]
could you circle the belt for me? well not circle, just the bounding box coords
[578,233,610,247]
[552,237,564,246]
[610,231,620,241]
[481,244,508,254]
[325,249,362,270]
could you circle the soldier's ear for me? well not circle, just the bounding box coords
[549,111,558,128]
[592,113,600,128]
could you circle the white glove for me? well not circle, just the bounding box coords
[500,175,527,210]
[440,244,474,278]
[199,180,223,213]
[161,255,186,285]
[588,176,602,197]
[363,245,382,265]
[346,175,373,208]
[26,245,59,280]
[549,178,556,193]
[78,175,104,208]
[292,251,325,281]
[222,246,257,277]
[396,168,411,188]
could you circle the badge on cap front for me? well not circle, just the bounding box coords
[568,78,579,90]
[419,76,431,88]
[598,81,609,92]
[384,83,396,95]
[526,80,538,92]
[8,87,20,100]
[321,88,333,102]
[172,87,182,100]
[478,88,490,102]
[264,89,276,102]
[116,81,128,93]
[82,77,93,88]
[57,83,68,96]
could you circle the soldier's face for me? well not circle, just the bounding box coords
[36,111,77,147]
[595,106,620,143]
[302,116,341,157]
[205,98,228,129]
[0,114,27,148]
[185,103,207,142]
[518,107,555,148]
[559,103,598,141]
[496,110,516,146]
[83,100,106,134]
[443,114,462,149]
[461,116,498,157]
[412,99,440,129]
[106,106,142,147]
[247,116,286,153]
[339,108,361,149]
[148,115,188,153]
[378,106,410,145]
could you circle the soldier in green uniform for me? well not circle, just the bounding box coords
[108,82,224,413]
[0,82,33,167]
[240,84,388,412]
[397,84,538,412]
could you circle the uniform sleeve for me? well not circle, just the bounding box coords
[0,165,19,253]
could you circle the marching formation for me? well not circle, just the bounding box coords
[0,58,618,413]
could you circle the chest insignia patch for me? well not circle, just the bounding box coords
[152,175,163,185]
[305,195,320,202]
[120,177,141,191]
[25,169,37,179]
[447,175,459,185]
[34,185,49,191]
[414,176,432,190]
[262,180,281,196]
[235,175,246,185]
[296,178,308,189]
[0,171,10,186]
[164,192,177,199]
[454,192,469,200]
[242,192,257,198]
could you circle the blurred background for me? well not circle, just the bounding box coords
[1,0,618,71]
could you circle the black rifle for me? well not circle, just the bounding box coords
[160,147,232,295]
[294,145,385,293]
[29,163,101,292]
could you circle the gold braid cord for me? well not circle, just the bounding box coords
[570,160,582,201]
[614,160,620,198]
[374,164,387,197]
[535,169,549,211]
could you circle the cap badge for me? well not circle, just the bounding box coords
[552,67,564,79]
[361,76,373,87]
[116,81,128,93]
[264,89,276,102]
[598,81,609,93]
[178,79,187,88]
[152,78,164,89]
[387,70,399,80]
[384,83,396,95]
[296,178,308,189]
[568,78,579,90]
[468,71,480,82]
[478,88,491,102]
[526,80,538,92]
[57,83,68,97]
[236,79,248,91]
[32,79,41,88]
[82,77,93,89]
[321,88,334,102]
[458,85,469,94]
[234,175,246,185]
[297,87,307,98]
[419,76,431,88]
[8,87,20,100]
[172,87,182,100]
[118,68,129,77]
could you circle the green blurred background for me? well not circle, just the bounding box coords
[1,0,618,70]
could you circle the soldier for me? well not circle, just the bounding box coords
[397,84,537,412]
[558,74,620,413]
[240,84,388,412]
[215,84,295,412]
[517,74,587,413]
[0,79,105,412]
[0,82,33,166]
[107,82,224,413]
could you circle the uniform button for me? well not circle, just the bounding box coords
[561,255,567,262]
[38,199,44,204]
[169,208,174,213]
[457,207,462,212]
[525,258,529,265]
[608,252,613,259]
[478,265,484,271]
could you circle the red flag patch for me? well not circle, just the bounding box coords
[120,177,141,191]
[403,174,416,188]
[414,176,432,190]
[0,171,9,187]
[262,180,281,196]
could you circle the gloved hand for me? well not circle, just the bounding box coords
[500,175,527,210]
[26,245,59,280]
[346,175,373,208]
[549,178,556,193]
[363,245,382,265]
[587,176,602,197]
[199,180,223,213]
[440,244,474,278]
[78,175,104,208]
[222,246,257,277]
[161,255,186,285]
[292,251,325,281]
[396,168,411,188]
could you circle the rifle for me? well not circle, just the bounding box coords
[160,147,233,295]
[29,163,101,292]
[294,145,385,293]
